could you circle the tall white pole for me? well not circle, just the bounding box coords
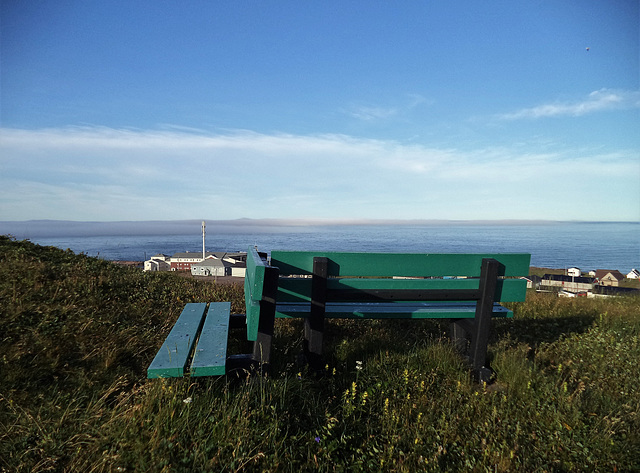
[202,221,206,260]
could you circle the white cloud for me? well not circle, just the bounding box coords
[346,105,399,121]
[0,126,638,221]
[344,94,428,121]
[500,88,640,120]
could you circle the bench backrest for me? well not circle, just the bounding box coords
[245,247,279,342]
[270,251,531,304]
[245,249,530,340]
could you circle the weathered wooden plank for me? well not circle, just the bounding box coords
[190,302,231,377]
[147,303,208,378]
[277,277,527,303]
[274,301,513,319]
[327,288,482,302]
[271,252,530,278]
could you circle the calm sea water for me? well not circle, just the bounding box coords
[22,222,639,273]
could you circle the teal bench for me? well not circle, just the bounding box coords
[147,247,277,378]
[148,248,530,382]
[268,250,530,382]
[147,302,231,378]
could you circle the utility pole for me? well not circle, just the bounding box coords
[202,221,206,260]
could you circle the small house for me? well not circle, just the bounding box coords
[229,261,246,277]
[144,254,171,272]
[627,269,640,279]
[222,252,247,265]
[191,258,231,277]
[594,270,626,287]
[567,267,581,277]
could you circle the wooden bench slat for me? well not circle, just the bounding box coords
[190,302,231,377]
[275,301,513,319]
[277,278,527,303]
[271,252,531,278]
[327,288,483,302]
[147,303,208,378]
[245,247,268,342]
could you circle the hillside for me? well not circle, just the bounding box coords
[1,235,639,472]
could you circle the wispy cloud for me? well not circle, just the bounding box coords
[344,94,428,121]
[347,105,399,121]
[0,126,638,221]
[500,88,640,120]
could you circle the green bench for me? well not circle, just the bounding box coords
[148,247,530,382]
[268,250,530,382]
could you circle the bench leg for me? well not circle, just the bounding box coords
[252,313,274,374]
[251,265,279,375]
[449,319,470,360]
[469,258,499,383]
[304,257,328,373]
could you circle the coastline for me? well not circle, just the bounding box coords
[7,221,638,274]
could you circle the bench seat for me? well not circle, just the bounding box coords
[147,302,231,378]
[190,302,231,377]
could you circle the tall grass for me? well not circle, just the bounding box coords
[1,235,638,472]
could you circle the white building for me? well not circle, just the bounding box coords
[143,254,171,272]
[170,251,210,271]
[144,250,247,276]
[191,258,231,277]
[627,269,640,279]
[220,253,246,277]
[227,260,246,277]
[567,267,581,277]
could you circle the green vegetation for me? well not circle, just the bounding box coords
[1,235,639,472]
[529,267,565,278]
[619,278,640,289]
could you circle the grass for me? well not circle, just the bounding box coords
[619,278,640,289]
[1,235,639,472]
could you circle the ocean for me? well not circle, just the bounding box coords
[13,221,640,273]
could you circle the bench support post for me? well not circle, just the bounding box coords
[469,258,499,382]
[251,265,279,374]
[304,257,328,373]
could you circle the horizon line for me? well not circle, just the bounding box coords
[2,217,638,227]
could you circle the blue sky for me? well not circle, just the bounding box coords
[1,1,639,222]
